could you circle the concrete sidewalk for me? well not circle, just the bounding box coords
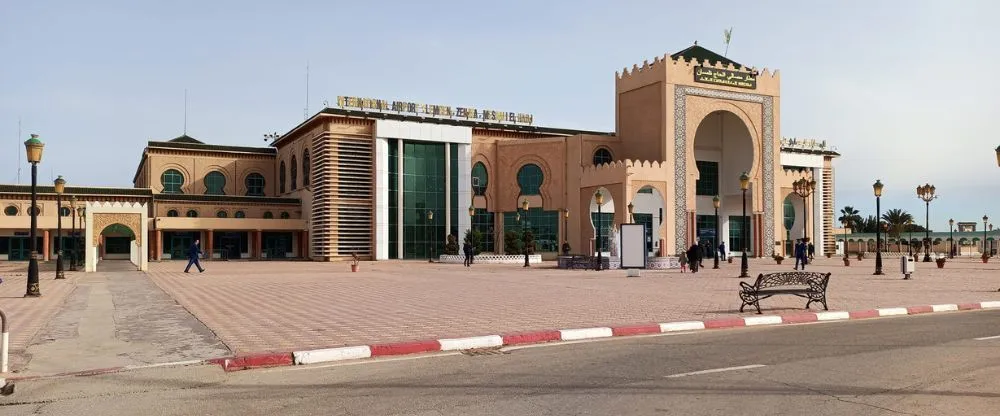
[145,255,1000,355]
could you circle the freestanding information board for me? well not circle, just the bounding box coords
[620,223,647,269]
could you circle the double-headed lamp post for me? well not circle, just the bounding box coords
[24,134,44,297]
[873,180,885,275]
[521,199,530,267]
[426,210,433,263]
[595,190,604,271]
[739,172,750,278]
[69,196,78,271]
[792,178,816,242]
[54,176,66,279]
[906,219,914,257]
[916,183,937,262]
[712,195,721,269]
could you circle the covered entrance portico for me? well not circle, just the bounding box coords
[85,201,148,272]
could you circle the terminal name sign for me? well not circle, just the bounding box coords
[336,96,534,125]
[693,67,757,89]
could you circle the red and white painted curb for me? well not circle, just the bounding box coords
[6,301,1000,380]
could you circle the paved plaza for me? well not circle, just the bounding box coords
[144,256,1000,355]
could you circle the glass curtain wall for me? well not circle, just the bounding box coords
[401,141,446,259]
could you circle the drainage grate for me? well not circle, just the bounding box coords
[460,347,508,356]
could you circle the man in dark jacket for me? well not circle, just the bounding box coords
[184,239,205,273]
[794,239,807,270]
[463,241,474,267]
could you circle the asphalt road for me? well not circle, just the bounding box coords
[2,310,999,416]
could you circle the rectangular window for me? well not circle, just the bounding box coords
[388,139,399,259]
[590,212,614,253]
[504,209,560,253]
[471,209,495,253]
[450,143,458,239]
[696,215,718,244]
[695,161,719,196]
[401,141,446,259]
[729,215,751,254]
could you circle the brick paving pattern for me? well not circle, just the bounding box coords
[147,256,1000,355]
[0,267,77,369]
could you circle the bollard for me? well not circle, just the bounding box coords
[0,308,7,373]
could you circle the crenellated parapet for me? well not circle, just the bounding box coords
[616,53,779,82]
[579,159,668,187]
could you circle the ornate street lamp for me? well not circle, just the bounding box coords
[563,209,570,255]
[595,190,604,271]
[54,176,66,279]
[984,214,989,258]
[906,219,913,257]
[792,178,816,242]
[426,210,433,263]
[948,218,955,259]
[712,195,721,269]
[841,219,849,260]
[873,179,884,275]
[24,134,44,297]
[916,184,937,262]
[521,199,530,268]
[76,206,85,267]
[69,196,77,271]
[739,172,750,278]
[627,201,634,224]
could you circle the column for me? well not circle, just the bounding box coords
[444,143,451,238]
[156,230,163,261]
[206,230,214,260]
[43,230,50,261]
[255,230,262,259]
[397,139,404,259]
[302,230,310,259]
[375,137,390,260]
[100,235,106,259]
[812,167,825,256]
[456,144,472,244]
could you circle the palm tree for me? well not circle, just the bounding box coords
[838,206,862,231]
[881,209,913,240]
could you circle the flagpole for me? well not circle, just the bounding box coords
[724,27,733,57]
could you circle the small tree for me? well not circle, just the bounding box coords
[444,234,459,255]
[523,229,536,254]
[464,229,484,255]
[504,230,523,255]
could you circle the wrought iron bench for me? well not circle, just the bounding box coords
[739,272,831,314]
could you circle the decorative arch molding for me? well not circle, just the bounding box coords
[92,213,142,246]
[158,163,193,194]
[472,154,495,210]
[673,86,775,256]
[509,155,553,209]
[85,201,149,272]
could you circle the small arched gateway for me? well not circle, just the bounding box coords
[85,201,149,272]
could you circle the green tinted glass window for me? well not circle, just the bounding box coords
[205,171,226,195]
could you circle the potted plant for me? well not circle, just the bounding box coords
[772,254,784,265]
[936,257,946,269]
[350,253,360,272]
[727,256,734,264]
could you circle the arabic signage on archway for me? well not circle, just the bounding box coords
[693,67,757,89]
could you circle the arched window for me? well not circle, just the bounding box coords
[472,162,488,196]
[516,164,543,195]
[167,209,178,217]
[302,150,310,187]
[279,161,286,194]
[263,211,274,219]
[3,206,17,216]
[280,212,290,219]
[592,148,613,165]
[216,210,228,218]
[205,171,226,195]
[161,169,184,194]
[245,173,265,196]
[186,210,199,218]
[290,156,298,191]
[234,211,246,218]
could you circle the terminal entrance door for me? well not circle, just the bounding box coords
[169,234,194,260]
[263,232,292,259]
[8,237,31,261]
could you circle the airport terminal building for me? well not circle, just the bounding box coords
[0,44,839,267]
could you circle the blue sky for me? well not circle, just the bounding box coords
[2,0,998,231]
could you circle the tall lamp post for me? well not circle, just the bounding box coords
[983,214,989,258]
[713,195,721,269]
[426,210,433,263]
[916,184,936,261]
[906,219,913,257]
[792,178,816,242]
[77,207,85,267]
[873,180,884,275]
[841,219,849,260]
[24,134,44,297]
[521,199,530,268]
[563,209,570,255]
[948,218,955,259]
[739,172,749,278]
[54,176,66,279]
[69,196,78,271]
[595,190,604,271]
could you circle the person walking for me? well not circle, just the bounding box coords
[687,243,702,273]
[794,239,807,270]
[463,240,474,267]
[808,241,816,260]
[718,242,727,262]
[678,250,688,273]
[184,239,205,273]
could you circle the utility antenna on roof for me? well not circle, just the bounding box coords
[723,27,733,57]
[16,117,22,185]
[184,89,188,135]
[304,62,310,120]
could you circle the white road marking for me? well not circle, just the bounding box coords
[877,308,909,317]
[265,351,464,372]
[665,364,767,378]
[974,335,1000,341]
[438,335,503,351]
[931,304,959,312]
[294,346,372,365]
[815,311,850,321]
[559,327,613,341]
[743,316,782,326]
[980,301,1000,309]
[659,321,706,332]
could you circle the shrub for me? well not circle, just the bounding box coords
[504,230,523,255]
[444,234,459,255]
[464,229,484,255]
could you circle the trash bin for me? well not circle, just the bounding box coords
[900,256,915,279]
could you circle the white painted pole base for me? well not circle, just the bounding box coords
[2,331,9,373]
